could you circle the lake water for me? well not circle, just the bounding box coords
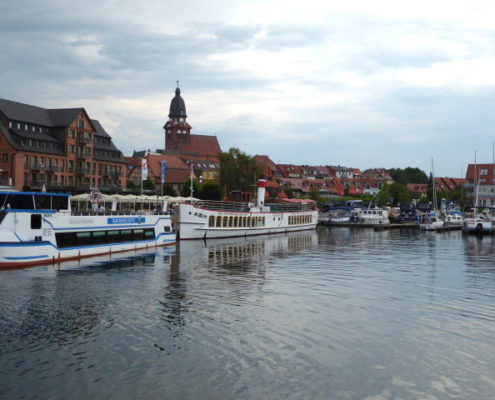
[1,227,495,399]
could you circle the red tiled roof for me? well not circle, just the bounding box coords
[177,134,221,157]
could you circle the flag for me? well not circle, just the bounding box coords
[141,158,148,181]
[161,161,167,184]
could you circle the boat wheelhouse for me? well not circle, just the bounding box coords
[178,179,318,240]
[0,191,175,268]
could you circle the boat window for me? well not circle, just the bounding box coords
[76,232,92,246]
[121,230,133,242]
[34,195,52,210]
[164,226,171,232]
[216,216,222,227]
[223,216,228,227]
[93,231,107,244]
[31,214,42,229]
[107,230,120,244]
[133,229,144,241]
[229,217,234,227]
[5,194,34,209]
[144,229,155,238]
[209,216,215,227]
[234,216,238,227]
[52,196,69,211]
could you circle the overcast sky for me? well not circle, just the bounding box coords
[2,0,495,177]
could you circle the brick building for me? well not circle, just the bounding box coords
[0,98,126,191]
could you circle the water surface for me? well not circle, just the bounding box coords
[1,227,495,399]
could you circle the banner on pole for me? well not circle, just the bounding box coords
[161,161,167,184]
[141,158,148,181]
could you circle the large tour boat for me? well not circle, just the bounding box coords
[178,179,318,240]
[0,191,175,268]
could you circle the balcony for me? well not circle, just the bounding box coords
[77,137,92,144]
[76,152,92,160]
[75,167,92,175]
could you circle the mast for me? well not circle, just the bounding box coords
[432,158,438,212]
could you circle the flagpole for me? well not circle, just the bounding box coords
[190,163,194,200]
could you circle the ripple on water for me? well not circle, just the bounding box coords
[1,228,495,399]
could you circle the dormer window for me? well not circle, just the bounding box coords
[8,121,12,128]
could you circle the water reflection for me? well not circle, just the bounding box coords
[2,229,495,399]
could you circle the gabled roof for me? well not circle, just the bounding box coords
[0,98,52,126]
[176,134,221,158]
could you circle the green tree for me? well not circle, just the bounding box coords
[389,167,428,185]
[143,178,156,191]
[219,147,263,199]
[284,186,295,199]
[180,177,200,197]
[161,183,177,197]
[388,182,413,206]
[198,182,222,200]
[127,180,138,190]
[309,185,322,203]
[376,181,391,206]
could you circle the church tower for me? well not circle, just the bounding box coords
[164,85,191,150]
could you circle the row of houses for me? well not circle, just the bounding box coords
[0,88,479,203]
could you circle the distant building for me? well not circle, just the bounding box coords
[162,86,221,158]
[127,86,222,192]
[465,163,493,206]
[0,98,126,192]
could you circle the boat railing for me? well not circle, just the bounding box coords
[190,200,316,213]
[191,200,250,212]
[70,211,169,216]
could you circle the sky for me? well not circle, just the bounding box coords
[2,0,495,177]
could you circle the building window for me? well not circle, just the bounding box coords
[2,154,8,163]
[17,122,20,129]
[8,121,12,128]
[78,120,84,129]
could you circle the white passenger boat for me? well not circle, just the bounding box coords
[178,179,318,240]
[0,191,175,268]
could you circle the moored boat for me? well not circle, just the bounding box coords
[444,210,463,226]
[178,179,318,240]
[0,191,175,268]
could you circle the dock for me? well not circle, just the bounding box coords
[320,221,462,232]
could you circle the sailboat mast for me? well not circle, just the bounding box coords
[431,158,437,211]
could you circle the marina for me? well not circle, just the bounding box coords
[1,227,495,399]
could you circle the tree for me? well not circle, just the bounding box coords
[284,186,295,199]
[198,182,222,200]
[143,178,156,191]
[309,185,322,203]
[377,181,391,206]
[180,177,200,197]
[127,180,138,190]
[388,182,413,206]
[161,183,177,197]
[389,167,428,185]
[219,147,263,199]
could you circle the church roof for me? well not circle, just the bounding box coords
[169,87,187,118]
